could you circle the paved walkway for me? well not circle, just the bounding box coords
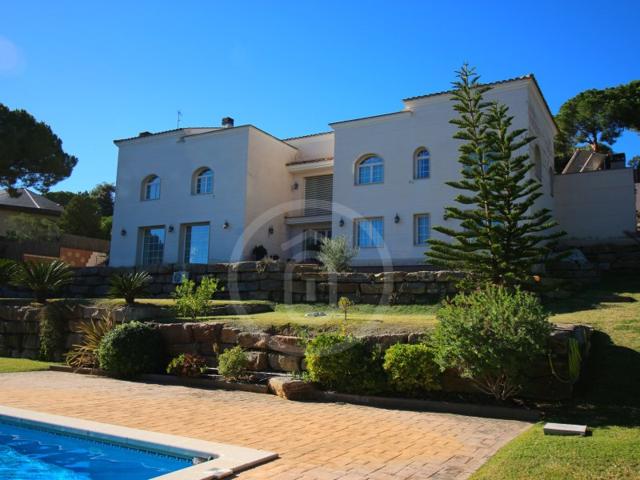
[0,372,530,479]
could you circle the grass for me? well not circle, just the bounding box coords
[214,302,439,335]
[472,274,640,480]
[0,357,56,373]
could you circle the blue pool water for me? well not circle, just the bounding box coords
[0,420,192,479]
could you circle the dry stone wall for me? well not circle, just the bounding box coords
[1,262,463,305]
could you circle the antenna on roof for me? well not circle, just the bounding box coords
[177,110,183,128]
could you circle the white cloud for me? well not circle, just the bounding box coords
[0,36,25,75]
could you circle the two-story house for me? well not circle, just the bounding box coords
[109,75,637,268]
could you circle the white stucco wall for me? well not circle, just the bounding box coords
[285,133,334,160]
[554,169,637,243]
[241,129,298,260]
[110,128,251,266]
[330,81,534,266]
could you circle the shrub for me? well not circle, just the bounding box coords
[109,271,151,305]
[317,236,358,273]
[252,245,268,261]
[217,346,248,381]
[337,296,353,334]
[383,343,441,395]
[256,256,277,273]
[15,259,73,303]
[304,333,385,394]
[431,284,552,400]
[38,304,67,361]
[97,321,165,378]
[172,276,222,320]
[66,313,117,369]
[0,258,17,287]
[166,353,207,377]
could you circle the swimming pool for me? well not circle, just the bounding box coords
[0,420,191,479]
[0,405,278,480]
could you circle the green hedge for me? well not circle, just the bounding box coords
[98,321,165,378]
[383,343,441,395]
[305,333,385,394]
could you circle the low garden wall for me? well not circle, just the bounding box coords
[0,304,592,401]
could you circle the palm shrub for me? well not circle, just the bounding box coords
[15,259,73,303]
[305,332,385,394]
[431,284,552,400]
[317,236,358,273]
[217,346,248,381]
[97,321,165,378]
[383,343,441,395]
[66,313,117,369]
[109,271,151,305]
[172,276,222,320]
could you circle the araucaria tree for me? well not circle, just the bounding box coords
[428,65,563,287]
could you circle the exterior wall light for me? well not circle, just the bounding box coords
[394,214,400,224]
[168,225,174,233]
[339,218,345,227]
[268,226,274,235]
[223,221,230,229]
[120,229,127,236]
[292,182,299,190]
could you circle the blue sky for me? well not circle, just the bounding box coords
[1,0,639,193]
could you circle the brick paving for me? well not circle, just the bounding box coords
[0,372,530,479]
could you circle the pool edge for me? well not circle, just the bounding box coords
[0,404,278,480]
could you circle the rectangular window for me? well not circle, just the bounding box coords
[414,214,430,245]
[183,223,210,264]
[355,217,384,248]
[140,227,165,265]
[415,158,430,179]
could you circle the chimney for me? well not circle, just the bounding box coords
[221,117,234,128]
[138,131,152,137]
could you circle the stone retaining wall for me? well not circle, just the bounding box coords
[0,304,592,400]
[2,262,462,305]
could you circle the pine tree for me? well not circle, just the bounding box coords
[427,65,563,287]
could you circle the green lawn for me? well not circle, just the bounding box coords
[215,302,439,335]
[472,274,640,480]
[0,357,56,373]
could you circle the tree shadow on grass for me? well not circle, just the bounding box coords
[547,330,640,428]
[543,273,640,316]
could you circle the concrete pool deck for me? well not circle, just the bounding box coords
[0,371,531,480]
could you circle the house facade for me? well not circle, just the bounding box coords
[109,75,636,268]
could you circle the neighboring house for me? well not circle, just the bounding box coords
[109,75,636,268]
[0,189,110,266]
[0,188,63,237]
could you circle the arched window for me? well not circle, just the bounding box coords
[142,175,160,200]
[194,168,213,195]
[356,155,384,185]
[414,148,430,179]
[533,145,542,180]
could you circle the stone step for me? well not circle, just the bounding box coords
[543,422,588,436]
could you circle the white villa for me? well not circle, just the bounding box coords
[109,75,638,267]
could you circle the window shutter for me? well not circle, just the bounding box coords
[304,175,333,216]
